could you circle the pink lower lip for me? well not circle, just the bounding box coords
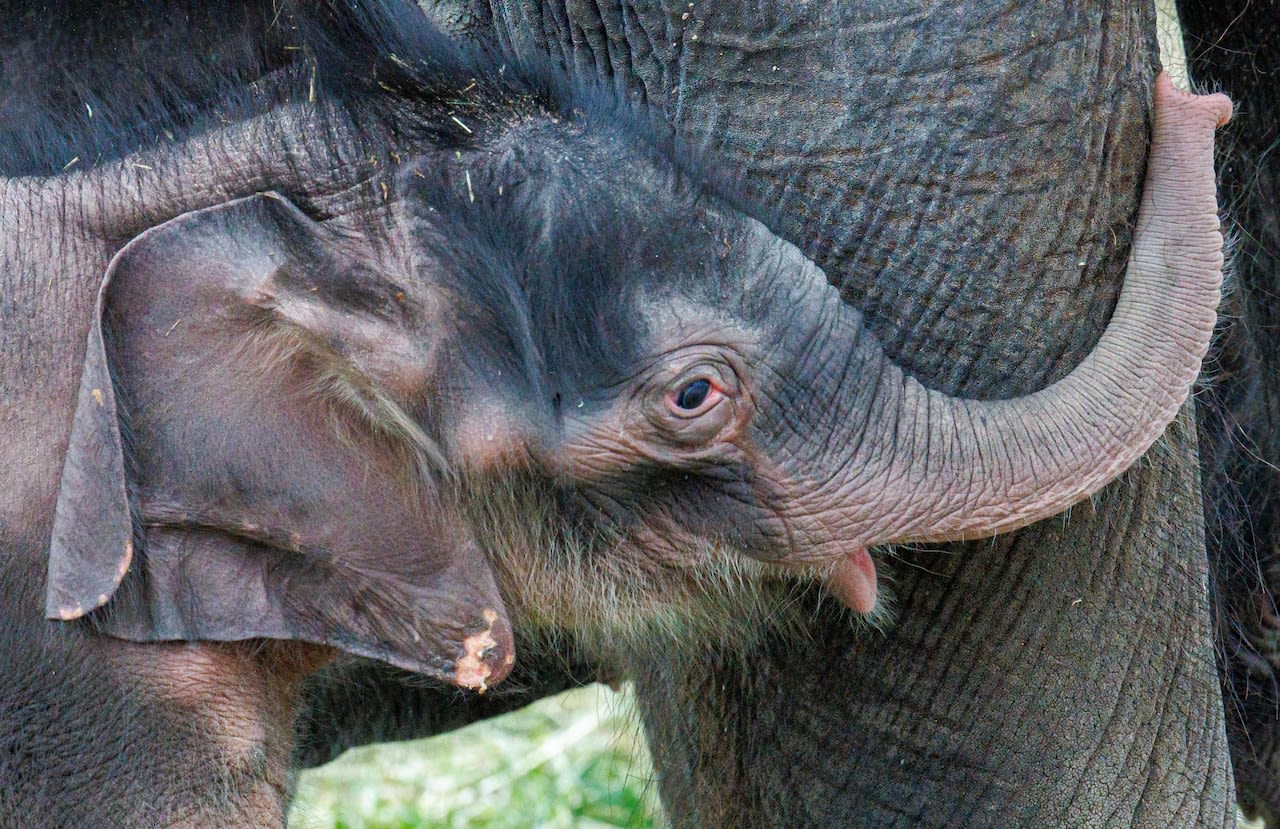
[825,547,878,613]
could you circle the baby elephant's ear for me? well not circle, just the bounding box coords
[48,193,513,690]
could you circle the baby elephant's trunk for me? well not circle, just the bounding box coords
[823,73,1232,557]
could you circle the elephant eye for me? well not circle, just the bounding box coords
[667,377,724,419]
[649,354,740,440]
[675,378,712,410]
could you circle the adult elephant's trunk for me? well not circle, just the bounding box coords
[812,75,1229,555]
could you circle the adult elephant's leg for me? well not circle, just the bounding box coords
[484,1,1235,825]
[1180,0,1280,823]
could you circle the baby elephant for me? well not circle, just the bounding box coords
[46,3,1230,689]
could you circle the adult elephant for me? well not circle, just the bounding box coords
[295,1,1238,826]
[0,2,1236,828]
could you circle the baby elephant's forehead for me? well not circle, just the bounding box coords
[630,288,763,354]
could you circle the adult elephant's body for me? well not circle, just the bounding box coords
[466,3,1233,825]
[0,1,1237,826]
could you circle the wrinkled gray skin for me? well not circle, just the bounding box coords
[0,5,1237,829]
[296,2,1241,826]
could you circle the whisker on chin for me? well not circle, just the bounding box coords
[458,472,890,658]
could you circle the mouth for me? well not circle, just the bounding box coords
[822,547,878,613]
[763,546,879,614]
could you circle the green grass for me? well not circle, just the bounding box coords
[289,684,663,829]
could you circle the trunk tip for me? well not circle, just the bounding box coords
[1154,71,1232,128]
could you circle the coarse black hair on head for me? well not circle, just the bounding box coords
[0,0,757,211]
[293,0,779,243]
[0,0,494,175]
[287,1,779,401]
[298,0,679,165]
[0,0,292,176]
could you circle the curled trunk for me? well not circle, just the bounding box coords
[839,74,1231,548]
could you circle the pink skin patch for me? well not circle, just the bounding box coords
[825,548,878,613]
[453,609,508,692]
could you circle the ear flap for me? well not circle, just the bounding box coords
[48,269,134,619]
[48,193,513,690]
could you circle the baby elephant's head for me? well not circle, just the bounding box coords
[47,59,1229,682]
